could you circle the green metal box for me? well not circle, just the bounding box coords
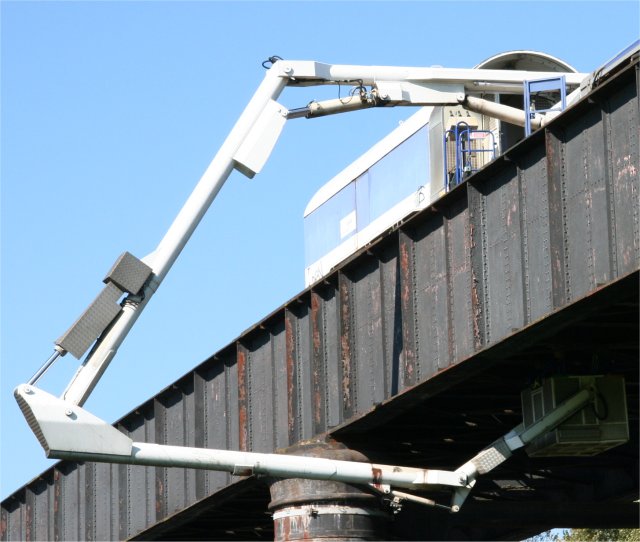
[521,375,629,457]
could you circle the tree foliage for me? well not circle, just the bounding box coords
[527,529,640,542]
[560,529,640,541]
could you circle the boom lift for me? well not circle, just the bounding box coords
[15,57,625,513]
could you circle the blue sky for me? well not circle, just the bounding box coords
[1,1,638,500]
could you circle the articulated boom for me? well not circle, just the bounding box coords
[17,56,611,513]
[15,383,597,512]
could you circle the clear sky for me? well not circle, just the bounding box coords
[1,0,638,500]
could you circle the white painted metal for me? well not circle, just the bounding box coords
[15,384,469,492]
[127,442,466,489]
[62,66,289,406]
[460,95,543,129]
[28,349,63,386]
[474,50,578,73]
[374,81,465,105]
[59,58,587,406]
[14,384,132,457]
[276,61,587,93]
[15,49,633,523]
[297,96,375,118]
[304,107,433,217]
[305,186,431,287]
[454,388,593,483]
[518,388,592,446]
[14,380,598,513]
[233,98,289,177]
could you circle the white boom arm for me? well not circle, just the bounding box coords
[14,383,594,512]
[16,58,593,513]
[35,59,586,407]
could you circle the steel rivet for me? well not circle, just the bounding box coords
[65,409,74,417]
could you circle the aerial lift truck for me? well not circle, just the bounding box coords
[14,55,630,514]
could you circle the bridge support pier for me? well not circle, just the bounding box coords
[268,441,390,541]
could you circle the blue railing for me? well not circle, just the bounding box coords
[524,75,566,136]
[444,123,496,191]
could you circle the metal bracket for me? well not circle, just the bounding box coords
[14,384,132,458]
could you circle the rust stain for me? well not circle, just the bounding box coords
[371,281,382,333]
[469,212,483,348]
[400,240,410,305]
[371,466,384,491]
[339,278,352,411]
[616,154,637,180]
[399,237,416,382]
[275,513,313,542]
[300,514,312,540]
[25,502,32,542]
[341,339,351,409]
[507,202,517,227]
[469,221,476,249]
[310,293,321,352]
[553,255,562,276]
[405,360,414,378]
[471,275,482,349]
[313,374,322,425]
[585,190,593,209]
[545,128,556,163]
[310,295,322,426]
[237,348,248,452]
[155,477,163,515]
[285,314,296,438]
[53,470,60,514]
